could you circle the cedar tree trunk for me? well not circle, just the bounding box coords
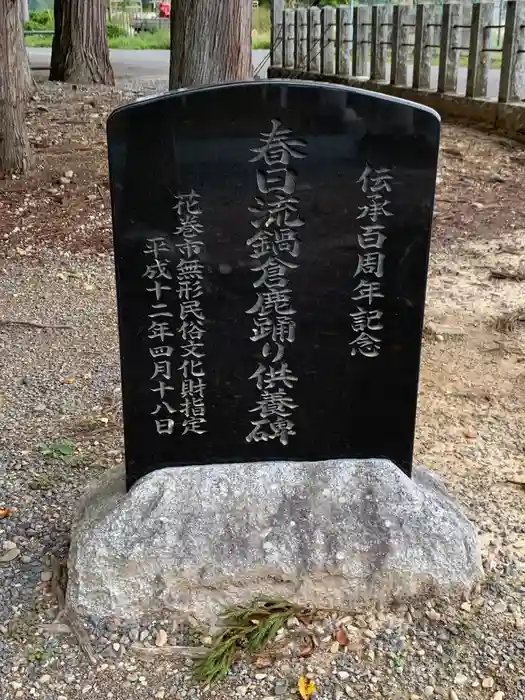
[169,0,252,89]
[50,0,114,85]
[0,0,33,175]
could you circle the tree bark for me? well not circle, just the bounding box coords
[49,0,64,81]
[50,0,114,85]
[169,0,252,89]
[0,0,33,175]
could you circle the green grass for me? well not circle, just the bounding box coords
[26,29,270,51]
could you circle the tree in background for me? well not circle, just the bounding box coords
[0,0,33,175]
[50,0,114,85]
[169,0,252,89]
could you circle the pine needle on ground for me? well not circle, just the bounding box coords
[193,597,308,685]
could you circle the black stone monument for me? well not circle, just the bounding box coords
[107,80,440,489]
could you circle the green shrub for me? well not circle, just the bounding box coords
[107,22,129,39]
[24,9,54,31]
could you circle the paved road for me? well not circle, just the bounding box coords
[28,47,502,98]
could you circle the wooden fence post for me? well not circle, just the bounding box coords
[371,5,389,81]
[352,5,370,77]
[438,2,460,93]
[308,7,322,72]
[283,9,295,70]
[391,4,409,86]
[466,2,493,98]
[499,0,525,102]
[413,4,431,89]
[321,6,336,75]
[295,7,308,70]
[336,6,351,77]
[270,0,285,68]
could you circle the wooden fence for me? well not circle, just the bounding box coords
[269,0,525,104]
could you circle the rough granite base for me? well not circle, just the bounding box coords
[66,459,482,623]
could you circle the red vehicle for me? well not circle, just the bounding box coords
[159,1,170,18]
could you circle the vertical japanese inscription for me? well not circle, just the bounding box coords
[144,236,176,435]
[173,191,207,436]
[350,164,394,358]
[245,119,307,445]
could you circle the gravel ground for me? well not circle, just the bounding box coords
[0,83,524,700]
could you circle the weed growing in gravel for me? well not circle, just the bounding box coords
[37,439,74,459]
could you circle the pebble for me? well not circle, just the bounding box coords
[3,540,17,550]
[449,691,459,700]
[40,675,51,684]
[330,641,340,653]
[274,681,288,696]
[454,673,468,685]
[0,547,20,562]
[424,687,435,697]
[482,678,495,689]
[155,629,168,647]
[492,693,504,700]
[493,601,507,614]
[460,602,471,612]
[236,687,248,696]
[40,571,52,582]
[255,673,267,680]
[337,671,350,680]
[127,674,138,682]
[154,691,165,700]
[427,610,441,621]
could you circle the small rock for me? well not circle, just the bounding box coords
[487,172,505,183]
[201,635,213,645]
[237,687,248,697]
[127,674,138,682]
[0,548,20,563]
[155,629,168,647]
[64,170,74,179]
[493,601,507,614]
[363,629,376,639]
[424,687,435,697]
[255,673,267,680]
[274,681,288,696]
[128,627,139,642]
[41,571,52,582]
[460,602,471,612]
[155,691,165,700]
[338,671,350,680]
[344,686,352,697]
[139,630,149,642]
[112,642,120,652]
[492,693,504,700]
[449,691,459,700]
[59,176,71,186]
[40,674,51,684]
[330,641,340,653]
[427,609,441,622]
[482,678,495,689]
[2,540,17,550]
[11,682,22,690]
[454,674,468,686]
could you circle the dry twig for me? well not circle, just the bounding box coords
[0,320,72,330]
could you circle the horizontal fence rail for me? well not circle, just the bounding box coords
[269,0,525,104]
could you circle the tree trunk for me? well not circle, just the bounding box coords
[50,0,114,85]
[49,0,64,81]
[169,0,252,89]
[0,0,33,175]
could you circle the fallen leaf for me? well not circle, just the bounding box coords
[298,676,316,700]
[335,627,349,646]
[252,654,272,668]
[0,507,15,519]
[62,377,75,384]
[298,635,315,657]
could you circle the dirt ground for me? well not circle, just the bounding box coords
[0,83,524,700]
